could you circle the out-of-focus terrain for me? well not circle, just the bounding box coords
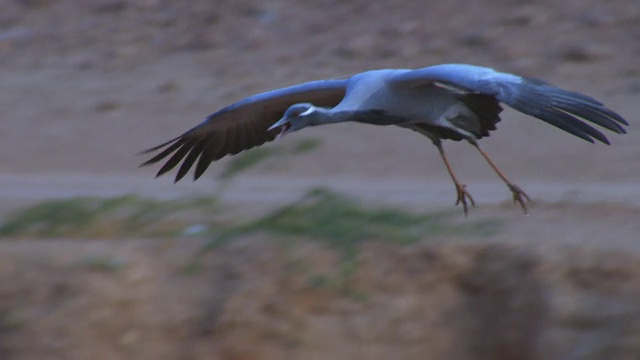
[1,0,640,359]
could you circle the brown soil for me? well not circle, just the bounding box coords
[1,0,640,359]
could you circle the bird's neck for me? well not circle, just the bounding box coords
[312,107,352,125]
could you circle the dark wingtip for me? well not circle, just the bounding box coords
[173,168,188,183]
[514,81,629,145]
[193,168,207,182]
[138,135,181,155]
[139,154,164,169]
[138,147,159,156]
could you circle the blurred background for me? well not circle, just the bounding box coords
[1,0,640,359]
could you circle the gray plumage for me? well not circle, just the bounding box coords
[141,63,628,214]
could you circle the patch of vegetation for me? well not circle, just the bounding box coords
[306,273,331,289]
[0,187,499,271]
[291,138,322,154]
[77,254,127,273]
[0,309,23,331]
[0,186,501,298]
[0,195,218,238]
[218,147,280,181]
[201,188,501,257]
[191,188,500,297]
[217,138,324,182]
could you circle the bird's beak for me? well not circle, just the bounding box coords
[268,117,291,140]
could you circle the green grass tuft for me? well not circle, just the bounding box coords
[0,310,23,332]
[291,138,322,154]
[307,274,331,289]
[0,195,219,238]
[203,188,501,257]
[218,147,280,181]
[218,139,324,183]
[78,254,127,273]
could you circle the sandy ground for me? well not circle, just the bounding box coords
[1,0,640,358]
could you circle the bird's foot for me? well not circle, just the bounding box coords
[454,183,476,216]
[508,183,532,215]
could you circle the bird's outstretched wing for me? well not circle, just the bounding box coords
[389,64,628,144]
[140,79,348,182]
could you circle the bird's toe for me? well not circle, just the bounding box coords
[507,183,531,215]
[454,184,476,216]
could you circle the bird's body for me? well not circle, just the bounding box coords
[332,69,502,143]
[141,64,628,214]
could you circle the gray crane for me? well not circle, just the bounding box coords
[141,64,628,214]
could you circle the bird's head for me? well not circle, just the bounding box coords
[268,103,320,139]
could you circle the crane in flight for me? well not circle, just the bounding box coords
[141,64,628,215]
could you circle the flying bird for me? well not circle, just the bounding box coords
[141,64,628,214]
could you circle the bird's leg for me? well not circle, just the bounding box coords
[471,144,532,214]
[435,142,475,216]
